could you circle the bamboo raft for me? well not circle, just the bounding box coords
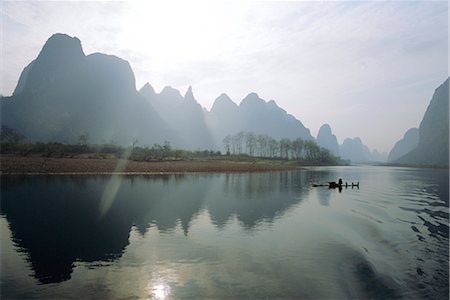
[312,182,359,188]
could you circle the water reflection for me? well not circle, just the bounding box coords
[316,187,331,206]
[206,171,311,228]
[1,167,448,299]
[0,172,312,284]
[389,168,449,298]
[1,176,132,283]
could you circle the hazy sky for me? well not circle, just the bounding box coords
[1,0,448,152]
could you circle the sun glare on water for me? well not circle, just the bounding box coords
[152,284,171,300]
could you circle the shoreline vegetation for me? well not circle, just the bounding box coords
[0,139,345,175]
[0,155,303,175]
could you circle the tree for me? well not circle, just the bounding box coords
[78,132,89,146]
[256,134,270,157]
[267,137,278,158]
[152,143,163,158]
[304,140,320,161]
[163,141,171,156]
[279,138,291,159]
[230,135,237,154]
[235,131,245,154]
[291,138,304,160]
[0,126,24,143]
[245,132,257,156]
[223,135,231,155]
[132,137,139,149]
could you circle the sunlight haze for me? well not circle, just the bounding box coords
[2,0,448,152]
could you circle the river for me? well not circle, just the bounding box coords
[1,166,448,299]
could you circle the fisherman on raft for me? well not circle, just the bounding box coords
[312,179,358,188]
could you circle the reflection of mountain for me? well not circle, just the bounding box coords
[124,175,209,235]
[205,172,313,228]
[0,172,311,284]
[0,176,132,284]
[0,175,208,284]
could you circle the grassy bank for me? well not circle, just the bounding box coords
[0,155,301,175]
[0,140,347,175]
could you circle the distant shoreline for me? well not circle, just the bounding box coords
[376,162,449,170]
[0,155,305,175]
[3,155,446,176]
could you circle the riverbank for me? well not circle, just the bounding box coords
[377,162,449,169]
[0,155,300,175]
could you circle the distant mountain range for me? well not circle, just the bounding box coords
[387,128,419,162]
[1,33,314,151]
[2,33,177,146]
[139,84,214,149]
[317,78,449,167]
[316,124,339,157]
[207,92,314,146]
[315,124,388,163]
[2,33,446,166]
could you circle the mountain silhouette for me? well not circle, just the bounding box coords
[2,33,325,151]
[207,93,242,146]
[371,149,388,162]
[396,78,449,166]
[339,137,372,163]
[338,135,387,163]
[139,84,215,149]
[387,128,419,162]
[2,32,392,158]
[2,33,177,146]
[207,92,313,148]
[316,124,339,156]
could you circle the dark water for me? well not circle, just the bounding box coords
[1,166,448,299]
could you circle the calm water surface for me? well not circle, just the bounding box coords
[1,166,448,299]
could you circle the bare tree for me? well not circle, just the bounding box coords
[0,126,24,143]
[78,132,89,146]
[291,138,304,160]
[256,135,265,157]
[163,141,171,156]
[231,134,238,154]
[223,135,231,155]
[245,132,257,156]
[268,137,279,158]
[236,131,245,154]
[132,137,139,149]
[279,138,291,159]
[304,140,320,161]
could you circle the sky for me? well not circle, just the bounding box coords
[1,0,448,153]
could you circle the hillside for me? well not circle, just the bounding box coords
[396,78,449,166]
[1,33,177,146]
[2,33,317,151]
[207,92,313,148]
